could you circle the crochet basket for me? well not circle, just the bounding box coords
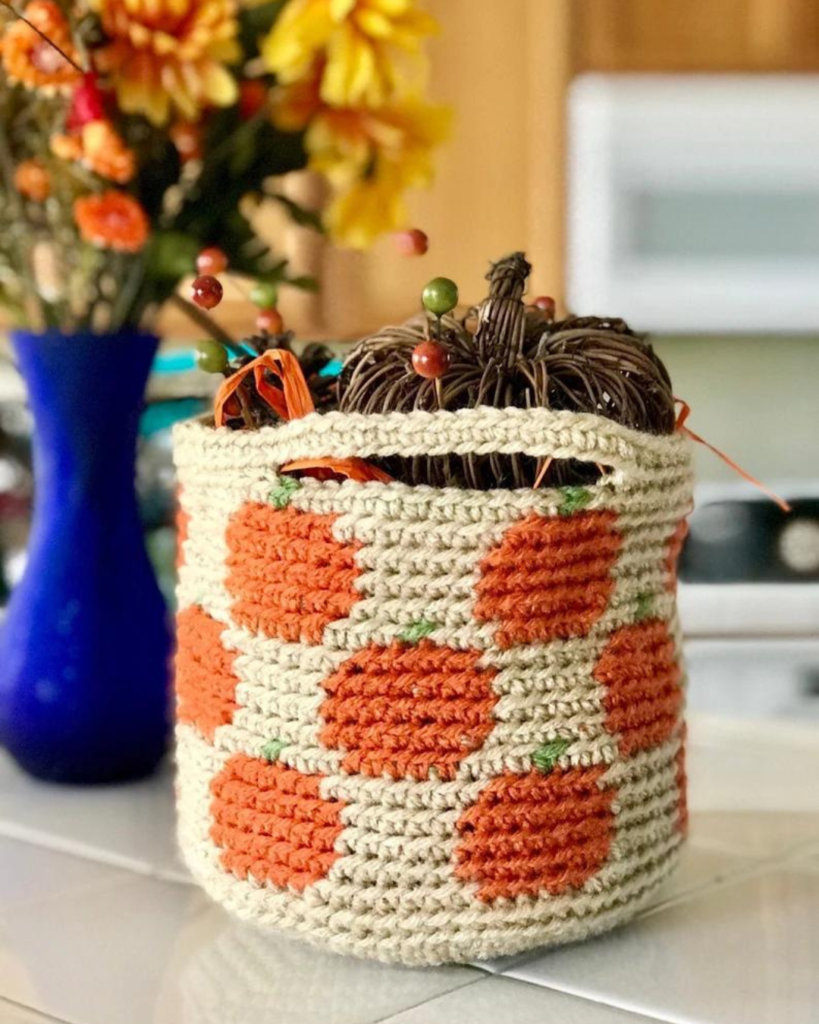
[173,405,693,966]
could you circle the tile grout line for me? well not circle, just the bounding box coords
[0,823,195,888]
[497,973,696,1024]
[368,974,487,1024]
[0,993,73,1024]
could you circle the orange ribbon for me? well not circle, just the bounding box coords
[675,399,791,513]
[281,457,393,483]
[215,350,391,483]
[215,349,314,427]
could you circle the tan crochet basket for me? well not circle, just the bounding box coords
[173,405,693,966]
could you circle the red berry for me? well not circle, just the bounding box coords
[239,80,268,121]
[191,275,223,310]
[67,73,106,131]
[411,341,450,379]
[256,307,284,334]
[394,228,429,257]
[533,296,556,318]
[196,247,228,275]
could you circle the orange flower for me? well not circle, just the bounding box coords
[74,191,149,253]
[52,121,137,184]
[1,0,81,94]
[92,0,240,126]
[50,134,83,162]
[80,121,136,184]
[14,159,51,202]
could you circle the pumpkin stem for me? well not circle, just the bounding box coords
[474,252,531,368]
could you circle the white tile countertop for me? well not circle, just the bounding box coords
[0,714,818,1024]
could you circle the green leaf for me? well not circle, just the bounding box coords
[147,231,198,279]
[398,620,438,644]
[269,192,326,233]
[558,486,592,517]
[635,592,654,621]
[532,738,570,775]
[261,737,288,762]
[268,476,301,509]
[286,274,319,292]
[238,1,289,57]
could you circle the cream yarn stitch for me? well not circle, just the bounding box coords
[173,406,693,966]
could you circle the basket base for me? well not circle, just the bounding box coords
[179,836,682,967]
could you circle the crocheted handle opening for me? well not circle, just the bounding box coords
[174,407,692,487]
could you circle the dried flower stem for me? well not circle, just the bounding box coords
[0,0,84,72]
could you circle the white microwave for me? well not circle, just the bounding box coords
[567,74,819,333]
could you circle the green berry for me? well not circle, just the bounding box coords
[195,339,228,374]
[422,277,459,316]
[250,281,279,308]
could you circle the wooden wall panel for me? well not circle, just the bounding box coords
[576,0,819,72]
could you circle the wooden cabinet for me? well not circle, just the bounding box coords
[576,0,819,72]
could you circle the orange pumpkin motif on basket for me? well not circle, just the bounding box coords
[321,639,498,781]
[593,619,683,758]
[665,519,689,593]
[175,605,239,742]
[475,511,622,647]
[210,754,346,891]
[455,765,616,901]
[225,503,362,644]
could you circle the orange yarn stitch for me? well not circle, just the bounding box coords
[176,491,190,570]
[320,639,498,781]
[665,519,688,593]
[210,754,346,890]
[175,605,239,741]
[475,511,622,648]
[455,766,615,901]
[594,619,682,758]
[225,503,362,644]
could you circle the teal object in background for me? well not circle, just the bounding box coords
[140,398,205,437]
[152,350,198,374]
[319,358,343,377]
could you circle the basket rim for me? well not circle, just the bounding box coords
[174,405,691,477]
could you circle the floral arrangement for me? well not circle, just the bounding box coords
[0,0,447,332]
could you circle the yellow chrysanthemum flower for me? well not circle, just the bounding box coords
[263,0,438,109]
[92,0,241,126]
[275,77,449,247]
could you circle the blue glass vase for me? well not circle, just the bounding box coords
[0,329,171,783]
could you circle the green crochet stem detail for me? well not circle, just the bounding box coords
[261,738,288,762]
[532,738,571,774]
[398,619,438,643]
[635,592,654,621]
[268,477,301,509]
[558,486,592,517]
